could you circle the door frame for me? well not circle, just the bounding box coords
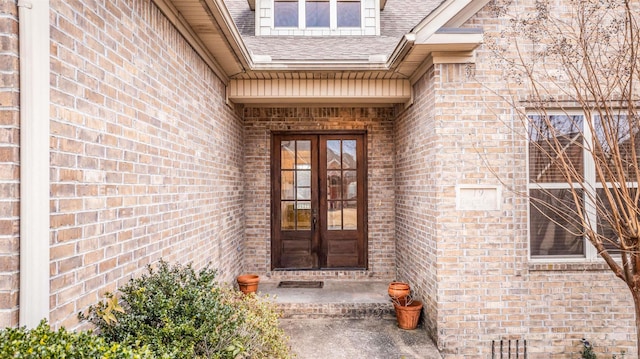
[270,130,368,270]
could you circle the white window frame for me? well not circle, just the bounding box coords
[272,0,363,30]
[527,110,635,262]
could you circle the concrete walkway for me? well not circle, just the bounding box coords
[259,280,442,358]
[280,318,442,359]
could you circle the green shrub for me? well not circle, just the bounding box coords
[0,320,152,358]
[218,290,291,359]
[80,260,291,359]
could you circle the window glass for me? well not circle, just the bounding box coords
[527,112,637,259]
[275,0,299,27]
[596,187,637,254]
[306,0,330,27]
[528,115,584,183]
[594,114,640,182]
[530,189,585,257]
[337,1,360,27]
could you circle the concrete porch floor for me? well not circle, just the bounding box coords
[259,280,442,359]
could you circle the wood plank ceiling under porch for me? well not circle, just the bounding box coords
[152,0,489,105]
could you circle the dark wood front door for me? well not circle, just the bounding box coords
[271,133,367,270]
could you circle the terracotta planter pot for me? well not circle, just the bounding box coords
[388,282,410,305]
[236,274,259,295]
[394,300,423,330]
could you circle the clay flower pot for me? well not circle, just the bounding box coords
[388,282,410,305]
[236,274,260,295]
[394,300,423,330]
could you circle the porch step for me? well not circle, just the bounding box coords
[258,280,395,319]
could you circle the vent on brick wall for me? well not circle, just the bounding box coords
[491,339,527,359]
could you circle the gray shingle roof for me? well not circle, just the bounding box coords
[223,0,445,61]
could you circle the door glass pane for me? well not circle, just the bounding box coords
[281,171,295,200]
[281,141,295,169]
[343,170,357,199]
[297,201,312,229]
[297,140,311,168]
[343,201,357,230]
[275,1,299,27]
[296,170,311,200]
[297,187,311,200]
[327,170,342,200]
[306,0,330,27]
[342,140,357,169]
[327,140,341,169]
[282,201,296,230]
[337,1,360,27]
[327,200,342,230]
[297,170,310,187]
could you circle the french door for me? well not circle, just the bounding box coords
[271,132,367,269]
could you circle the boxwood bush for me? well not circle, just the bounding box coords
[0,320,152,358]
[79,260,291,359]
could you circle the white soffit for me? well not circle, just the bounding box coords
[228,78,412,104]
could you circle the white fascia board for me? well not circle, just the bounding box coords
[411,0,482,43]
[386,34,416,70]
[444,0,492,27]
[203,0,254,69]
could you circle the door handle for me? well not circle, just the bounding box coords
[311,208,318,231]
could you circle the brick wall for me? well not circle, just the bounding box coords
[0,0,20,328]
[48,0,244,328]
[394,67,439,341]
[243,107,396,280]
[395,1,637,357]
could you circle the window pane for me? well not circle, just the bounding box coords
[327,140,341,169]
[275,1,299,27]
[297,201,311,230]
[306,0,330,27]
[297,140,311,168]
[296,170,311,200]
[343,170,357,199]
[528,115,584,183]
[530,189,585,257]
[343,201,357,230]
[337,1,360,27]
[327,170,342,200]
[281,141,295,169]
[342,140,356,169]
[282,201,296,230]
[297,170,310,187]
[297,187,311,200]
[594,114,640,182]
[328,200,342,230]
[596,187,635,254]
[281,170,295,200]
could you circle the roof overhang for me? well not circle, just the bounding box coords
[153,0,489,104]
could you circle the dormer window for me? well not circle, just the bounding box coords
[257,0,377,36]
[337,0,361,27]
[274,0,361,29]
[307,0,330,27]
